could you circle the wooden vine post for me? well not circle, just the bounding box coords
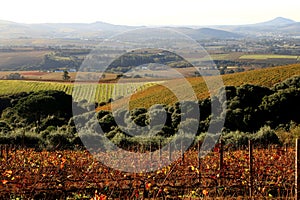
[249,140,253,198]
[168,142,172,161]
[0,145,2,159]
[296,138,300,200]
[198,141,201,183]
[219,139,224,187]
[149,142,152,162]
[181,139,184,164]
[159,140,162,161]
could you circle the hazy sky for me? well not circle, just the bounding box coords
[1,0,300,25]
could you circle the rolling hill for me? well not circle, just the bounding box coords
[0,19,241,40]
[214,17,300,36]
[0,64,299,110]
[172,27,242,40]
[102,63,300,110]
[254,17,295,26]
[2,17,299,39]
[0,20,138,39]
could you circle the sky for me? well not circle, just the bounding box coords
[0,0,300,26]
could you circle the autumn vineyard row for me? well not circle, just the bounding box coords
[0,142,297,199]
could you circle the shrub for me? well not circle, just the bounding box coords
[276,124,300,146]
[46,132,71,149]
[223,131,251,148]
[252,126,280,146]
[0,121,11,133]
[9,131,44,148]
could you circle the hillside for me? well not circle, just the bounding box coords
[1,17,299,39]
[254,17,295,26]
[0,64,299,109]
[104,64,300,110]
[0,20,240,40]
[169,27,242,40]
[214,17,300,36]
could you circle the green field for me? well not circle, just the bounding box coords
[239,54,299,60]
[0,80,159,103]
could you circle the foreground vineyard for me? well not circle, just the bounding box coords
[0,145,295,199]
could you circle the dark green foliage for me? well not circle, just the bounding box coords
[260,87,300,126]
[1,76,300,150]
[15,90,73,124]
[5,73,24,80]
[0,96,11,115]
[0,132,44,148]
[40,53,82,71]
[40,116,67,131]
[0,90,77,149]
[223,131,251,147]
[16,95,56,123]
[98,114,117,133]
[46,133,71,149]
[0,121,11,133]
[252,126,280,146]
[223,126,280,148]
[62,70,71,81]
[107,50,192,72]
[223,84,272,132]
[130,107,148,126]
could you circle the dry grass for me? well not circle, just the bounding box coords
[0,50,49,70]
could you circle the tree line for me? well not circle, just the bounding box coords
[0,76,300,149]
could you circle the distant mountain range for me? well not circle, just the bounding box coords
[0,17,299,40]
[213,17,300,36]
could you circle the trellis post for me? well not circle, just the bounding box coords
[296,138,300,200]
[249,140,253,198]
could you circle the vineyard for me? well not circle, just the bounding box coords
[124,63,300,109]
[0,141,297,199]
[0,80,159,103]
[1,64,300,109]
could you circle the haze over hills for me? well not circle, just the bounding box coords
[254,17,295,26]
[213,17,300,36]
[0,17,299,39]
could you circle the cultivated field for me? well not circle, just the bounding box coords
[0,71,120,82]
[0,80,159,103]
[1,63,300,109]
[239,54,300,60]
[117,63,300,109]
